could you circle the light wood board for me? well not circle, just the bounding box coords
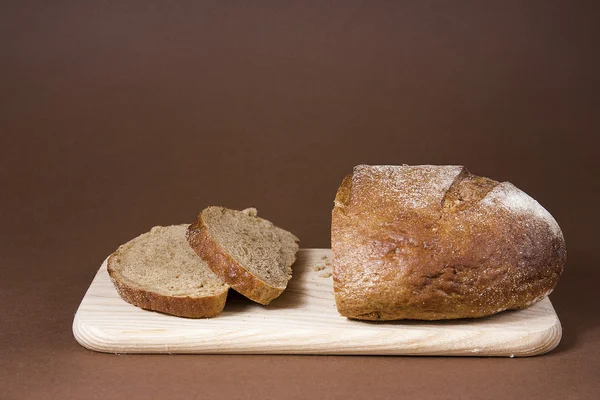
[73,249,561,356]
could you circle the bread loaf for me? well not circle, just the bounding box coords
[108,225,229,318]
[187,207,299,305]
[331,165,566,320]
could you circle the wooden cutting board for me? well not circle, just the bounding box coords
[73,249,561,356]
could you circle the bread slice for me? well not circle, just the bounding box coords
[186,207,299,305]
[107,224,229,318]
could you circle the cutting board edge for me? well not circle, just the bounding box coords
[73,315,562,357]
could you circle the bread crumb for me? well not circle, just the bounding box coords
[314,265,326,271]
[319,272,332,278]
[321,256,328,260]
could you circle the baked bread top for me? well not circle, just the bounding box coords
[332,165,566,320]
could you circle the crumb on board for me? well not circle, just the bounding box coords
[319,272,332,278]
[314,265,326,271]
[321,255,328,260]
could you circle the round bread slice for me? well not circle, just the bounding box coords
[107,224,229,318]
[186,207,300,305]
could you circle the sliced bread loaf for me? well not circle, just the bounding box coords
[186,207,299,305]
[332,165,566,320]
[107,224,229,318]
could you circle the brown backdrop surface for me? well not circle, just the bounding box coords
[1,1,599,399]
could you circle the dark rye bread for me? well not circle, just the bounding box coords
[186,207,299,305]
[107,225,229,318]
[332,165,566,321]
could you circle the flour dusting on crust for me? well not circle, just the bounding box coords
[482,182,562,238]
[353,165,463,209]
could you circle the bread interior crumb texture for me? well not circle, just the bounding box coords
[203,207,298,288]
[113,225,228,297]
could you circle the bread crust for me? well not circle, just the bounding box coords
[107,250,228,318]
[186,214,285,305]
[332,165,566,321]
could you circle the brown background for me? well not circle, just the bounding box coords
[1,1,599,399]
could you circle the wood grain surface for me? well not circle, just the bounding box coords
[73,249,561,356]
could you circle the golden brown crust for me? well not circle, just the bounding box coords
[186,217,284,305]
[107,253,228,318]
[332,165,566,321]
